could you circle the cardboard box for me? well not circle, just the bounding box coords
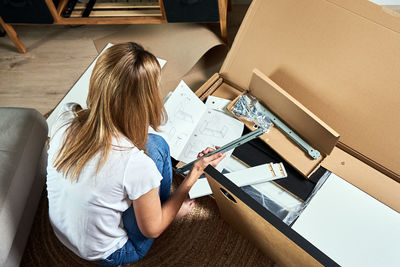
[194,0,400,265]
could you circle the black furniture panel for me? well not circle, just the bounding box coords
[232,130,324,201]
[163,0,219,22]
[0,0,54,23]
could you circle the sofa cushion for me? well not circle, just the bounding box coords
[0,108,48,264]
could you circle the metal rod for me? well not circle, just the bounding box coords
[176,128,265,174]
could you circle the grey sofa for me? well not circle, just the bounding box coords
[0,108,48,267]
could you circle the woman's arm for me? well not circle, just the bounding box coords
[132,148,225,238]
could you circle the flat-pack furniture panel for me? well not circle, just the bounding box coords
[322,146,400,212]
[0,0,54,23]
[163,0,219,22]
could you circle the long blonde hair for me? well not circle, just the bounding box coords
[54,42,165,181]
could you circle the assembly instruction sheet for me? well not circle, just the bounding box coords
[158,80,244,163]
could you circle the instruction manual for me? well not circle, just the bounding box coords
[157,81,244,163]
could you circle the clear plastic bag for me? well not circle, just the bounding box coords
[231,93,274,133]
[242,170,331,225]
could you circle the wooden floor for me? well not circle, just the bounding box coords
[0,25,128,114]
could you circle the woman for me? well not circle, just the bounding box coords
[46,42,225,266]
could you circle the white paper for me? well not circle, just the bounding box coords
[157,80,207,159]
[292,173,400,267]
[179,109,244,163]
[205,95,233,116]
[47,43,166,136]
[158,81,244,163]
[157,58,167,69]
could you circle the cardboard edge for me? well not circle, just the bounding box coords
[204,165,338,267]
[195,73,223,100]
[326,0,400,33]
[322,146,400,212]
[337,142,400,183]
[219,0,260,75]
[250,69,340,155]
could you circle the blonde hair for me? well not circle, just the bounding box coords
[54,42,165,181]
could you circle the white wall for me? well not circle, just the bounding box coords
[233,0,400,5]
[368,0,400,4]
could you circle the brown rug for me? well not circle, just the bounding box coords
[20,176,274,266]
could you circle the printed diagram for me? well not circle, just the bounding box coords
[199,120,228,138]
[167,127,176,139]
[174,103,194,123]
[161,80,244,163]
[173,133,188,149]
[163,126,189,157]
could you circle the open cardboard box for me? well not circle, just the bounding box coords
[225,69,340,178]
[192,0,400,265]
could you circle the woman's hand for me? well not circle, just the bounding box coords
[187,147,226,185]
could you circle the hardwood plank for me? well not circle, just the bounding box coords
[56,17,165,24]
[159,0,167,21]
[218,0,228,43]
[45,0,62,21]
[74,2,160,10]
[57,0,70,16]
[70,9,162,17]
[0,17,26,53]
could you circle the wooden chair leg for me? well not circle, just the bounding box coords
[0,16,27,53]
[218,0,228,43]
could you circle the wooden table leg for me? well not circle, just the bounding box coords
[218,0,228,43]
[0,16,27,53]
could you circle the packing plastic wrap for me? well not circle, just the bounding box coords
[231,93,274,132]
[242,170,331,225]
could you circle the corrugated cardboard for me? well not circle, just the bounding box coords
[197,73,400,212]
[206,175,324,267]
[226,70,340,177]
[220,0,400,181]
[197,0,400,208]
[198,0,400,265]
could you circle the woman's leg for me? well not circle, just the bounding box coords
[116,134,172,264]
[145,133,173,203]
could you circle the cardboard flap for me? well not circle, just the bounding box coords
[221,0,400,179]
[249,69,339,156]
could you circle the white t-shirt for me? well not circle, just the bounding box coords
[46,103,162,261]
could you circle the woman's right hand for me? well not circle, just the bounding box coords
[187,147,226,185]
